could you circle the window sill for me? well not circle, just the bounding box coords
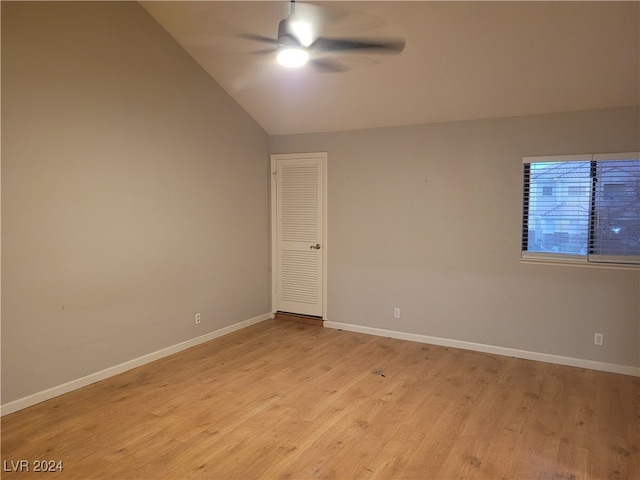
[519,257,640,271]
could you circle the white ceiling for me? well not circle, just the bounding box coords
[140,1,639,135]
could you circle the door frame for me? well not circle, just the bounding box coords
[270,152,328,319]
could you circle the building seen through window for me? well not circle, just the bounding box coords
[523,154,639,264]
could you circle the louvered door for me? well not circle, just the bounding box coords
[272,153,326,317]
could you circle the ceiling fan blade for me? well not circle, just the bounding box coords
[240,32,279,45]
[250,48,278,55]
[310,58,350,73]
[311,37,405,54]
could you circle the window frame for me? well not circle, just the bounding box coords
[521,152,640,267]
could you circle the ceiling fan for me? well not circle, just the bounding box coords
[240,0,406,72]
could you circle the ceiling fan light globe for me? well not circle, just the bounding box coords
[277,47,309,68]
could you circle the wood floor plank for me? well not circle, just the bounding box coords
[2,319,638,479]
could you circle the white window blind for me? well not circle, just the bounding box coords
[522,152,640,265]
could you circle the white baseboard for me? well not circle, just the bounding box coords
[324,321,640,377]
[1,313,273,416]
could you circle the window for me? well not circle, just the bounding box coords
[522,152,640,265]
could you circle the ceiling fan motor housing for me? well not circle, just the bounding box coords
[277,18,299,47]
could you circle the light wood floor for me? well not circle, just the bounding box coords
[2,320,638,479]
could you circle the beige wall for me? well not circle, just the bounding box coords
[1,2,270,404]
[270,107,640,368]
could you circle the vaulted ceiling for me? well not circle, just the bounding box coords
[140,1,639,135]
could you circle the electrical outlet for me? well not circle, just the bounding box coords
[594,332,603,346]
[394,308,401,319]
[195,313,201,325]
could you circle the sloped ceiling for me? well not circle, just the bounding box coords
[140,1,640,135]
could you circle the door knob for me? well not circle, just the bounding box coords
[310,244,321,250]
